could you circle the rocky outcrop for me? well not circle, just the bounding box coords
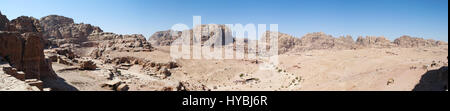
[149,24,234,46]
[0,14,57,81]
[262,31,302,54]
[295,32,357,51]
[88,32,153,59]
[177,81,210,91]
[40,15,103,46]
[10,16,42,33]
[79,60,97,70]
[394,35,441,48]
[0,11,9,31]
[149,30,182,46]
[356,36,395,48]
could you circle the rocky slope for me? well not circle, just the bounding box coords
[150,24,234,46]
[40,15,103,47]
[150,25,447,54]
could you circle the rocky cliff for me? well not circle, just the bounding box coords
[0,13,56,82]
[40,15,103,46]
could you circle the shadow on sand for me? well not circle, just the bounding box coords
[42,76,79,91]
[413,66,448,91]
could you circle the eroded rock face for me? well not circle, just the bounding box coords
[356,36,395,48]
[261,31,302,54]
[0,14,57,80]
[79,60,97,70]
[0,32,24,69]
[40,15,103,46]
[10,16,42,33]
[0,11,9,31]
[296,32,357,51]
[21,32,45,79]
[149,24,234,46]
[88,32,153,59]
[149,30,182,46]
[394,36,440,48]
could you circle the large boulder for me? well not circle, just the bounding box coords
[79,60,97,70]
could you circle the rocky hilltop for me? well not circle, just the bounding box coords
[40,15,103,47]
[151,25,447,54]
[150,24,234,46]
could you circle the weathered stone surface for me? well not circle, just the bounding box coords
[356,36,395,48]
[0,11,9,31]
[88,32,153,58]
[40,15,103,45]
[149,30,182,46]
[100,79,129,91]
[394,36,440,48]
[0,15,57,80]
[150,24,233,46]
[0,32,24,69]
[262,31,302,54]
[21,32,45,79]
[295,32,357,51]
[79,60,97,70]
[177,81,210,91]
[0,71,41,91]
[10,16,42,33]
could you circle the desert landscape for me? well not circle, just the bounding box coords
[0,11,448,91]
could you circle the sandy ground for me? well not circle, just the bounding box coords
[45,45,448,91]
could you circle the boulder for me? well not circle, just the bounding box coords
[79,60,97,70]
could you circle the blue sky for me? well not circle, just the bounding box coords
[1,0,448,41]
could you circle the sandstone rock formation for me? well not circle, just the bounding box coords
[149,30,182,46]
[88,32,153,59]
[0,13,57,81]
[294,32,357,51]
[356,36,395,48]
[10,16,42,33]
[149,24,233,46]
[79,60,97,70]
[40,15,103,46]
[0,11,9,31]
[394,35,441,48]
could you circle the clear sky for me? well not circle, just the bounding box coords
[1,0,448,41]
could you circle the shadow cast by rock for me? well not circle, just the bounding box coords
[413,66,448,91]
[42,76,79,91]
